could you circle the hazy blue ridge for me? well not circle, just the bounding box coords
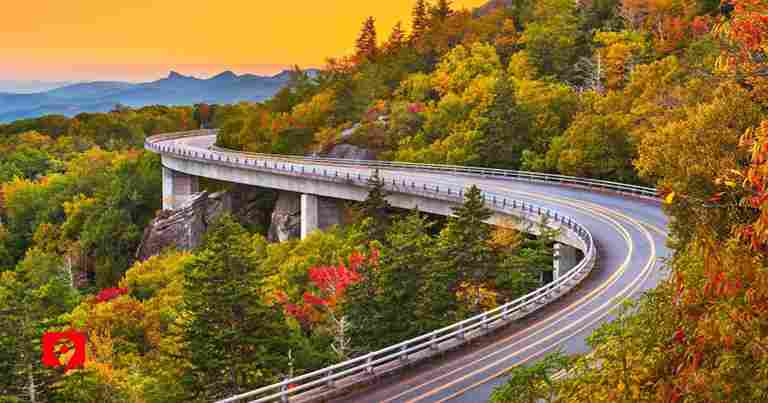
[0,69,318,122]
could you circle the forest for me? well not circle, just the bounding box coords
[2,0,768,401]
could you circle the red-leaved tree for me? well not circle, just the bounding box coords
[280,250,377,359]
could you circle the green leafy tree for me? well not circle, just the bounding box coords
[519,0,583,80]
[0,248,79,402]
[478,75,531,168]
[490,352,570,403]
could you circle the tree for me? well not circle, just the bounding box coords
[422,185,497,324]
[346,211,436,349]
[0,248,79,402]
[355,16,378,61]
[357,169,393,242]
[290,251,372,360]
[180,215,292,400]
[385,21,407,54]
[431,0,454,21]
[519,0,583,80]
[490,352,570,403]
[478,75,531,169]
[411,0,430,41]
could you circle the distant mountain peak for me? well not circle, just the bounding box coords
[210,71,238,81]
[167,71,190,80]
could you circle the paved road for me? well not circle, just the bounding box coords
[151,133,669,403]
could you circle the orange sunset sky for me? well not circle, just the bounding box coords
[2,0,488,82]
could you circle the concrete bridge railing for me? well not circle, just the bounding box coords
[144,130,658,402]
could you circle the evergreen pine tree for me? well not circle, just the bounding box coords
[411,0,429,41]
[345,211,436,349]
[355,16,378,61]
[385,21,407,53]
[430,0,453,21]
[358,169,393,242]
[421,185,497,325]
[181,215,291,400]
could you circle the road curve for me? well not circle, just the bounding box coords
[147,132,669,403]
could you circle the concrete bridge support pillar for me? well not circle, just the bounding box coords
[553,242,579,280]
[162,167,199,210]
[301,194,319,239]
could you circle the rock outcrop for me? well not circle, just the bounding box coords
[324,143,376,160]
[267,191,301,242]
[136,192,217,261]
[136,186,270,260]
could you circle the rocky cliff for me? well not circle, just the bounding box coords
[136,186,271,260]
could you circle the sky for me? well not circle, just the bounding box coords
[2,0,488,82]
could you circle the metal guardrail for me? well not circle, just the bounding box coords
[144,130,654,403]
[145,130,658,199]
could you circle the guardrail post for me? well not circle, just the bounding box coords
[502,305,510,320]
[482,314,490,330]
[325,370,334,389]
[366,356,374,375]
[281,380,290,403]
[457,323,465,340]
[400,345,408,362]
[430,334,439,351]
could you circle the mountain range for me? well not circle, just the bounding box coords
[0,70,317,123]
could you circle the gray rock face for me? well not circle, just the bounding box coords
[268,191,301,242]
[136,192,218,261]
[324,143,376,160]
[137,186,270,260]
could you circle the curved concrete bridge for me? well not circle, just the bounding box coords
[145,130,669,403]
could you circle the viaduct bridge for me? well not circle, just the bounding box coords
[146,129,669,403]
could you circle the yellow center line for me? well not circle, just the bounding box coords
[433,253,660,403]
